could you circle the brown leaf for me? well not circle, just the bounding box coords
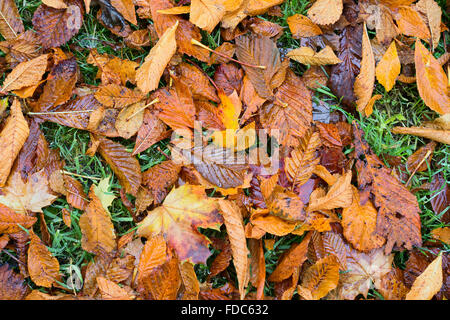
[235,34,281,98]
[179,260,200,300]
[0,0,24,40]
[32,3,83,49]
[0,99,29,186]
[136,21,178,94]
[307,0,343,25]
[142,160,182,204]
[115,102,145,139]
[329,25,362,107]
[0,264,27,300]
[137,235,168,287]
[248,238,266,299]
[132,109,167,155]
[375,41,401,92]
[266,185,305,221]
[354,123,422,254]
[28,232,61,287]
[190,144,249,189]
[406,141,436,173]
[36,57,78,112]
[97,136,142,196]
[0,30,41,68]
[172,62,219,102]
[79,185,116,257]
[1,54,48,92]
[151,81,196,131]
[95,84,144,109]
[377,267,408,300]
[260,69,312,146]
[414,40,450,115]
[429,173,449,221]
[431,227,450,245]
[110,0,137,25]
[300,255,340,300]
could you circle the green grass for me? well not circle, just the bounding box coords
[0,0,449,298]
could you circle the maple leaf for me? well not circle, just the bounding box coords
[353,123,422,254]
[0,0,24,40]
[0,170,58,214]
[137,184,223,264]
[136,21,178,94]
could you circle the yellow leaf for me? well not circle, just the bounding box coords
[354,24,375,115]
[415,0,442,49]
[218,199,250,299]
[157,6,191,15]
[376,41,401,92]
[307,0,343,25]
[300,255,340,300]
[431,227,450,245]
[414,40,450,115]
[287,46,341,65]
[190,0,225,33]
[136,21,178,94]
[406,253,443,300]
[42,0,67,9]
[0,99,29,186]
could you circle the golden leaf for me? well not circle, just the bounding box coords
[307,0,343,25]
[287,46,341,65]
[406,253,443,300]
[287,14,322,38]
[190,0,225,33]
[376,41,401,92]
[1,54,48,92]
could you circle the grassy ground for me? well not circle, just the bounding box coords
[1,0,449,297]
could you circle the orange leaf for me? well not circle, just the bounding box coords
[97,276,135,300]
[190,0,225,33]
[376,41,401,92]
[299,255,340,300]
[0,203,37,234]
[307,0,343,25]
[27,232,61,287]
[287,14,322,38]
[414,40,450,115]
[394,6,430,40]
[137,184,223,264]
[0,0,24,40]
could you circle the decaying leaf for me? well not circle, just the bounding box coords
[406,253,443,300]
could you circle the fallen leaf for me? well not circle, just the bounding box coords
[0,0,24,40]
[415,0,442,49]
[28,232,61,288]
[1,54,48,92]
[299,255,340,300]
[287,46,341,65]
[190,0,225,33]
[97,276,135,300]
[136,21,178,94]
[414,40,450,115]
[0,203,37,234]
[354,24,375,115]
[287,14,322,38]
[307,0,343,25]
[79,185,117,257]
[406,253,443,300]
[95,84,144,109]
[376,41,401,92]
[431,227,450,245]
[0,264,28,300]
[110,0,137,25]
[137,184,223,264]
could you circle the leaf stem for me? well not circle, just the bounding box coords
[125,98,159,121]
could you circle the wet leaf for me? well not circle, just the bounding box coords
[0,0,24,40]
[28,232,61,288]
[406,253,443,300]
[375,41,401,92]
[287,46,341,66]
